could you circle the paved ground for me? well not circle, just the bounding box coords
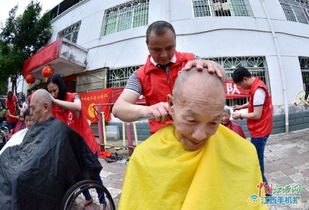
[99,128,309,209]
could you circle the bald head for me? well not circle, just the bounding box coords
[173,67,225,105]
[30,89,53,124]
[168,68,226,151]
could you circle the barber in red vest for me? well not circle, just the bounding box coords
[47,74,105,205]
[47,74,99,154]
[113,20,225,134]
[232,66,272,185]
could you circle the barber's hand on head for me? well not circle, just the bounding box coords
[48,93,56,104]
[183,60,226,82]
[146,102,171,124]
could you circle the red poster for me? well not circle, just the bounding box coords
[224,78,250,99]
[80,89,112,123]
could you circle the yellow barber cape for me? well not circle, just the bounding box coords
[119,124,267,210]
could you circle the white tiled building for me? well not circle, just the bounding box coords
[20,0,309,133]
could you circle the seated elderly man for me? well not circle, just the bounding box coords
[0,89,102,210]
[221,105,246,139]
[119,68,266,209]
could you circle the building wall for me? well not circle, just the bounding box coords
[43,0,309,139]
[49,0,309,111]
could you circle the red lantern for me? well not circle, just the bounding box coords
[41,65,55,82]
[25,75,35,84]
[25,75,35,88]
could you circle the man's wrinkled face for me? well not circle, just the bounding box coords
[30,97,46,124]
[169,93,224,151]
[147,29,176,66]
[221,111,231,125]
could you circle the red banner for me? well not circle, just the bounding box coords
[80,89,112,123]
[224,78,250,99]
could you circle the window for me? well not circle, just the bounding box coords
[280,0,309,24]
[102,0,149,36]
[299,57,309,97]
[107,66,140,88]
[58,21,81,43]
[51,0,86,20]
[192,0,252,17]
[204,56,269,106]
[193,0,211,17]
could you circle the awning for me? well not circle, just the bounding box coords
[22,39,88,79]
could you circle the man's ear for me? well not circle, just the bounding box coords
[43,103,49,112]
[167,94,174,115]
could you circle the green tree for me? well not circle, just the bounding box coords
[0,1,52,94]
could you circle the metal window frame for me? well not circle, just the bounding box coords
[280,0,309,23]
[58,21,82,43]
[192,0,253,18]
[299,57,309,96]
[107,66,140,88]
[101,0,149,36]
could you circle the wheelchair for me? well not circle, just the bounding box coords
[0,125,9,151]
[61,180,116,210]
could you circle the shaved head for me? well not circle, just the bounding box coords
[32,89,52,108]
[168,67,226,151]
[172,68,225,106]
[30,89,52,124]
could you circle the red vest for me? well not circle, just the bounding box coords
[136,52,195,133]
[5,95,17,123]
[247,77,272,138]
[52,92,99,153]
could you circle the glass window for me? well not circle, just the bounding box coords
[280,0,309,24]
[102,0,149,36]
[292,6,308,23]
[299,57,309,97]
[58,21,81,43]
[192,0,252,17]
[107,66,140,88]
[193,0,211,17]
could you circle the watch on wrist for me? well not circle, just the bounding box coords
[239,113,243,120]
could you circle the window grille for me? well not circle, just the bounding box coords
[204,56,269,107]
[192,0,252,17]
[58,21,81,43]
[107,66,140,88]
[102,0,149,36]
[280,0,309,24]
[299,57,309,98]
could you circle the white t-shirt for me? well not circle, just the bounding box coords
[253,88,266,106]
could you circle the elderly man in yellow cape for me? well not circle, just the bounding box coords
[119,68,267,210]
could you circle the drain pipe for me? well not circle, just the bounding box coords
[260,0,289,132]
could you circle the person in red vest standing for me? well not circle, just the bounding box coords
[4,91,19,132]
[113,20,225,134]
[231,66,273,185]
[47,74,99,154]
[47,74,106,206]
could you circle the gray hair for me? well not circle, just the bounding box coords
[223,105,231,114]
[32,89,52,109]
